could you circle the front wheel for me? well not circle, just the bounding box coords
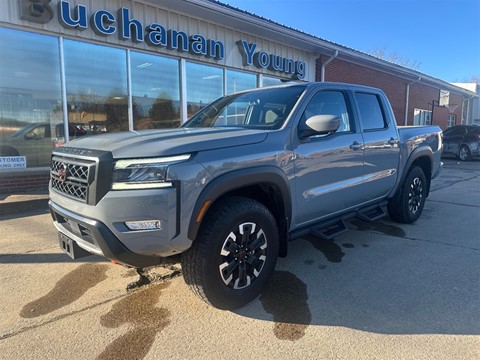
[388,166,427,224]
[181,196,279,310]
[0,146,19,156]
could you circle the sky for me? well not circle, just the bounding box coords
[224,0,480,83]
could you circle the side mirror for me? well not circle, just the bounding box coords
[299,114,341,139]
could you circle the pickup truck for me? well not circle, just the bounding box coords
[49,82,442,309]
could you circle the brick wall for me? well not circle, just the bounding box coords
[316,56,464,129]
[0,170,50,194]
[408,83,443,126]
[317,56,409,124]
[448,93,464,126]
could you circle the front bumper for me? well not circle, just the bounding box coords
[50,200,175,268]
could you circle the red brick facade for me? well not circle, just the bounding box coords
[0,170,50,194]
[316,56,465,129]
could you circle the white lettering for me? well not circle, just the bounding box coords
[0,156,26,169]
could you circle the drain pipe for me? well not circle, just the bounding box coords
[462,94,476,125]
[404,76,422,125]
[321,50,338,82]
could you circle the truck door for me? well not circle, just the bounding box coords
[22,123,54,167]
[354,92,400,201]
[292,90,365,227]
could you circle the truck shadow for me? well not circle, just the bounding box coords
[0,253,105,264]
[237,221,480,337]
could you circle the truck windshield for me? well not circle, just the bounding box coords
[183,86,306,130]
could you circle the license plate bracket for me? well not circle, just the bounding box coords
[59,233,91,259]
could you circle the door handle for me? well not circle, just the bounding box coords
[350,141,362,150]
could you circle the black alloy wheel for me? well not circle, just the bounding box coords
[388,166,427,224]
[408,176,424,216]
[181,196,279,310]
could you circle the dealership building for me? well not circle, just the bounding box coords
[0,0,478,193]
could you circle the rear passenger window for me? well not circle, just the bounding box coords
[356,93,387,130]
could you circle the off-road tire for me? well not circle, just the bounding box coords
[388,166,427,224]
[181,196,279,310]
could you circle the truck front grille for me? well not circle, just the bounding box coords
[50,157,95,203]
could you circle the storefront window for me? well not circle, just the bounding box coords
[186,62,223,117]
[0,28,62,168]
[226,70,256,94]
[64,40,128,134]
[131,52,180,129]
[262,76,283,87]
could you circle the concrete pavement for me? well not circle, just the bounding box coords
[0,189,48,216]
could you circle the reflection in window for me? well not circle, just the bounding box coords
[356,93,386,130]
[226,70,256,94]
[0,28,62,167]
[261,76,283,87]
[64,40,128,134]
[303,91,351,133]
[185,86,305,129]
[131,52,180,129]
[186,62,223,117]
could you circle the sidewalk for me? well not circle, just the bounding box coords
[0,189,49,216]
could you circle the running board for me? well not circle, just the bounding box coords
[289,201,389,242]
[355,204,386,222]
[311,218,348,240]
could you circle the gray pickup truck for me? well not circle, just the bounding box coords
[49,82,442,309]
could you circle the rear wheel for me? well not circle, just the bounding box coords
[458,145,471,161]
[181,196,279,310]
[388,166,427,224]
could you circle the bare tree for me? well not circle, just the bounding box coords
[368,46,422,71]
[469,75,480,84]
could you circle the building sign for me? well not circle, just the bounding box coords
[0,156,27,169]
[237,41,305,80]
[19,0,306,79]
[57,1,225,60]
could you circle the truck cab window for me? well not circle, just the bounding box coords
[355,93,387,130]
[302,91,351,133]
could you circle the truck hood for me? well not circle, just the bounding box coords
[61,127,268,158]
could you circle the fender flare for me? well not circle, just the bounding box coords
[390,146,433,198]
[187,166,292,242]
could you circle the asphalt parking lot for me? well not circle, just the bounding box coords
[0,158,479,360]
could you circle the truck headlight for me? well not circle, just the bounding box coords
[112,154,190,190]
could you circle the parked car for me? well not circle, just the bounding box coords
[0,122,55,167]
[442,125,480,161]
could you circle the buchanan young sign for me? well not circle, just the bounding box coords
[19,0,306,79]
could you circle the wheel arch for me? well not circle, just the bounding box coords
[392,147,433,198]
[0,145,19,156]
[188,166,291,257]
